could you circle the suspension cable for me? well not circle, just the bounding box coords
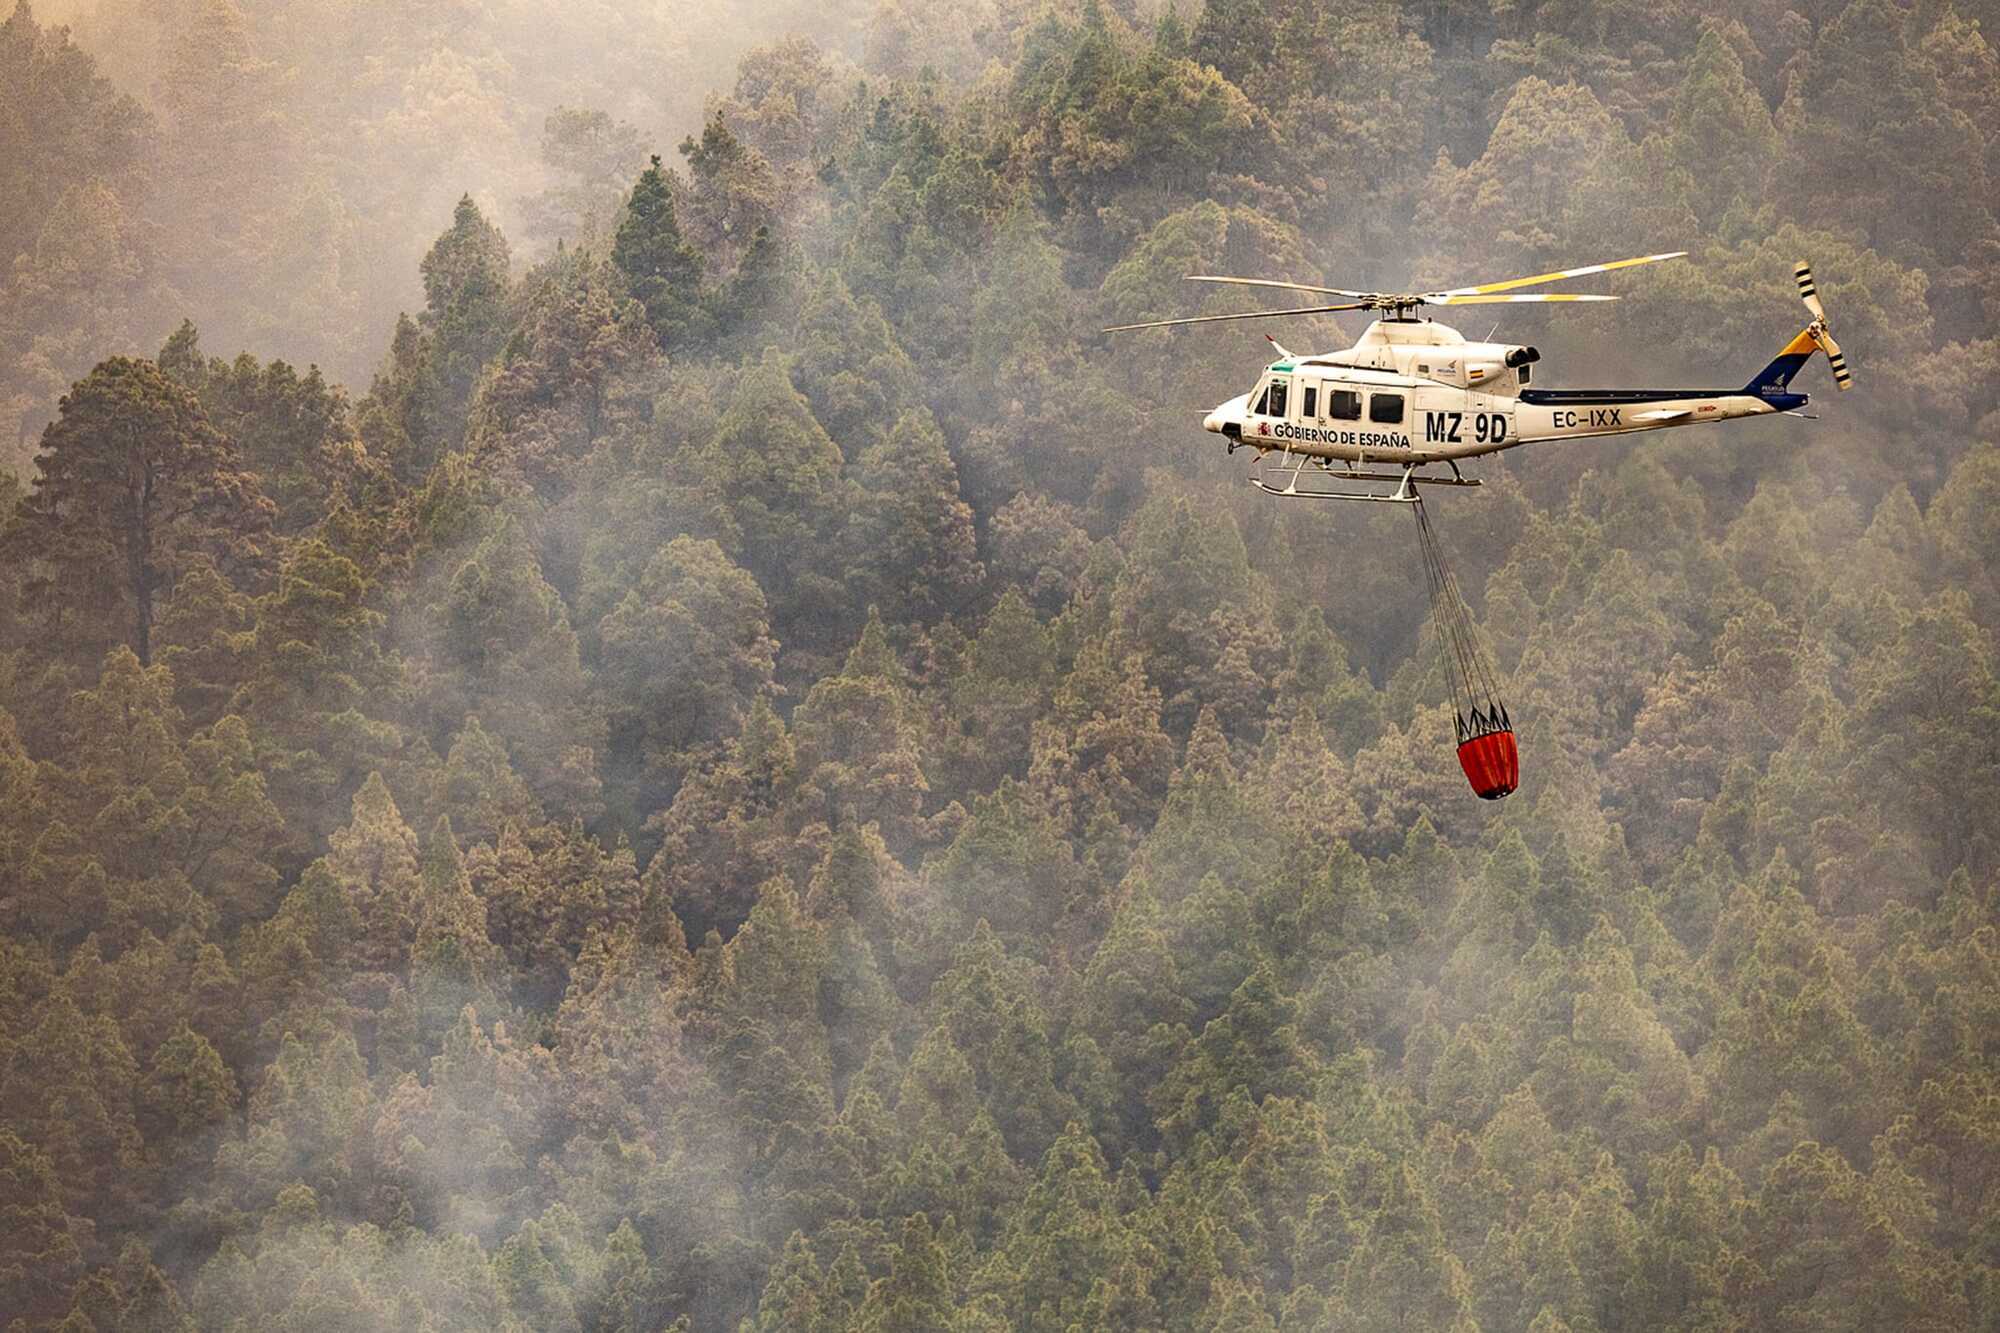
[1412,496,1507,740]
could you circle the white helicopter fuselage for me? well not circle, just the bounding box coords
[1205,318,1811,467]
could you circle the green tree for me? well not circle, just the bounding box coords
[438,714,540,847]
[40,647,286,939]
[1336,1160,1480,1332]
[1423,76,1693,274]
[642,693,797,940]
[844,407,983,625]
[0,1129,89,1324]
[692,351,850,631]
[4,357,271,667]
[923,781,1082,966]
[0,988,145,1226]
[1778,0,1997,326]
[467,818,642,1006]
[787,269,919,458]
[1108,493,1282,741]
[140,1021,237,1145]
[413,510,605,815]
[1659,25,1777,225]
[229,537,401,847]
[317,771,423,975]
[791,611,932,849]
[1842,592,2000,877]
[519,105,647,250]
[597,534,778,795]
[163,323,374,532]
[612,155,707,350]
[994,1121,1158,1331]
[855,1213,955,1332]
[355,312,446,486]
[471,247,655,497]
[419,195,514,432]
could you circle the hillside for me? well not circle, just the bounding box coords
[2,0,1999,1328]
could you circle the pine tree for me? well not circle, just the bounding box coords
[411,817,501,1007]
[0,1129,88,1323]
[598,534,778,793]
[787,269,920,458]
[791,610,931,849]
[1662,26,1777,224]
[612,155,707,351]
[139,1022,237,1143]
[419,195,513,431]
[467,818,642,1007]
[856,1213,955,1332]
[438,714,540,847]
[5,357,272,667]
[166,324,373,534]
[692,351,849,630]
[924,780,1082,966]
[152,0,286,280]
[416,511,605,816]
[231,537,400,846]
[356,313,445,486]
[845,407,983,625]
[471,248,655,496]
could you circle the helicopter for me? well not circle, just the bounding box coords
[1106,252,1851,502]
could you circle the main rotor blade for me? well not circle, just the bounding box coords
[1430,250,1687,298]
[1185,275,1381,299]
[1102,302,1367,333]
[1424,293,1621,306]
[1794,261,1827,322]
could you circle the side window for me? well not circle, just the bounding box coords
[1369,392,1405,424]
[1301,385,1318,419]
[1517,363,1533,385]
[1268,379,1289,419]
[1328,390,1361,420]
[1251,385,1269,415]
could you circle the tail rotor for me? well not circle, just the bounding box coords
[1794,261,1853,390]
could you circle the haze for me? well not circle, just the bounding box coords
[2,0,1997,1329]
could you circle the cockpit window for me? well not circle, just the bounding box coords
[1250,385,1269,415]
[1328,390,1361,420]
[1369,392,1405,424]
[1267,379,1288,419]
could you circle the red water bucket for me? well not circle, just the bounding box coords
[1456,728,1519,800]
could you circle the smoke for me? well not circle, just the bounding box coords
[8,0,1995,1327]
[11,0,880,405]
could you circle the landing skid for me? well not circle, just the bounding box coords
[1248,452,1483,503]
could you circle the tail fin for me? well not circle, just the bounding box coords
[1744,328,1818,398]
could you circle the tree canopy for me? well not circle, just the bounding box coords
[1,0,1997,1327]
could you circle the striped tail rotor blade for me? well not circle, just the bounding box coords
[1794,261,1827,322]
[1814,328,1854,389]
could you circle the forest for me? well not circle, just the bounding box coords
[2,0,1999,1327]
